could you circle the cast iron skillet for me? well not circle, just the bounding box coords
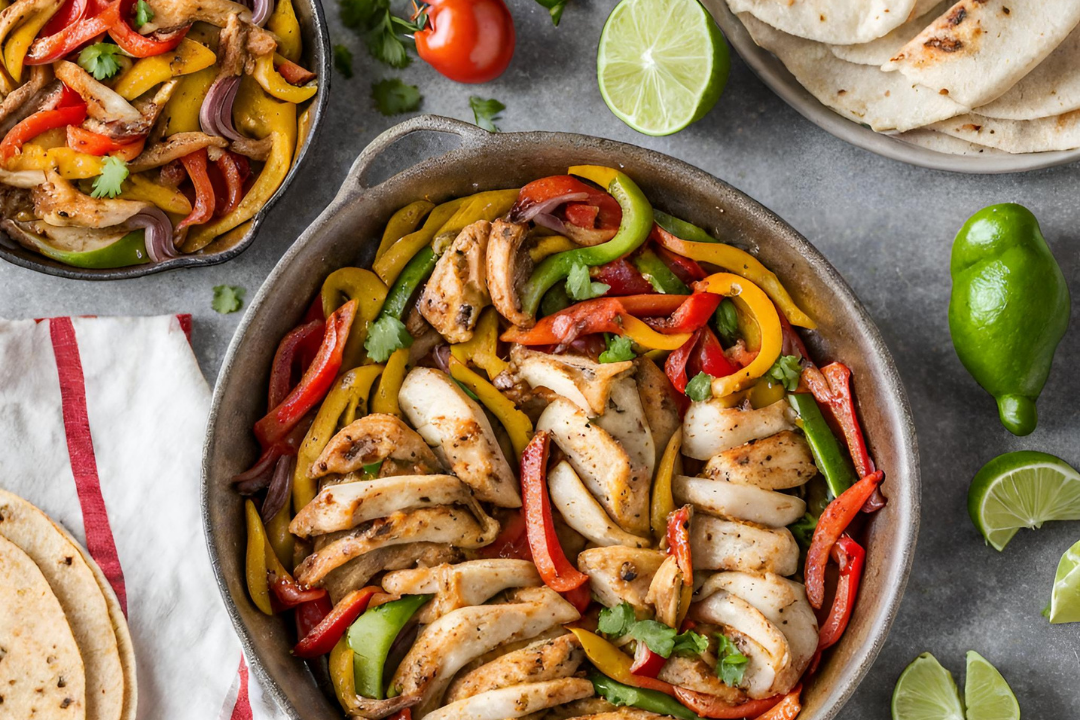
[0,0,331,280]
[203,115,921,720]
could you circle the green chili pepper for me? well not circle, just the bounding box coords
[520,166,654,317]
[654,209,716,243]
[347,594,432,699]
[788,393,856,498]
[634,248,690,294]
[590,675,698,720]
[381,247,437,320]
[25,230,149,269]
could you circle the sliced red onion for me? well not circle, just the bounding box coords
[260,455,294,523]
[432,344,451,373]
[251,0,272,25]
[200,75,243,142]
[127,207,176,263]
[531,212,569,236]
[233,448,281,493]
[509,191,588,223]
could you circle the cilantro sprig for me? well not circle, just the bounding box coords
[684,371,713,402]
[716,634,750,687]
[78,43,124,81]
[340,0,415,68]
[372,78,421,116]
[597,602,708,660]
[90,157,129,199]
[365,315,414,362]
[334,44,355,78]
[767,354,803,392]
[599,334,635,364]
[469,96,505,132]
[134,0,154,27]
[566,262,609,301]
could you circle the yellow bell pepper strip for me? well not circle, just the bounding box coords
[266,0,302,61]
[449,357,532,456]
[650,429,682,543]
[265,500,295,572]
[183,77,296,252]
[112,38,217,100]
[162,64,216,135]
[431,188,519,248]
[375,200,435,261]
[568,628,677,697]
[621,316,691,351]
[120,173,192,215]
[651,223,815,329]
[450,306,508,379]
[293,104,313,163]
[750,376,786,409]
[520,166,654,317]
[697,273,783,398]
[245,499,274,615]
[7,144,103,178]
[528,234,577,263]
[329,636,357,712]
[252,53,317,103]
[321,267,389,370]
[292,364,384,510]
[372,197,466,285]
[2,0,63,83]
[371,348,408,416]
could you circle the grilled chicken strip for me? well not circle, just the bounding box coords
[682,399,797,460]
[657,655,746,705]
[444,633,584,703]
[323,543,460,604]
[690,516,799,576]
[418,220,491,343]
[289,475,475,538]
[595,375,656,491]
[54,61,142,124]
[577,546,666,616]
[142,0,251,31]
[538,398,648,536]
[0,65,51,131]
[549,461,652,549]
[308,414,442,479]
[645,556,685,628]
[33,172,150,228]
[672,476,806,528]
[424,678,594,720]
[486,219,535,328]
[399,368,521,508]
[512,345,633,417]
[382,559,542,623]
[127,132,229,173]
[700,431,816,490]
[295,506,499,586]
[634,357,681,468]
[389,586,581,717]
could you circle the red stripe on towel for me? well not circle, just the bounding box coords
[48,316,128,615]
[229,655,253,720]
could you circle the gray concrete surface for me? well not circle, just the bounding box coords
[2,0,1078,716]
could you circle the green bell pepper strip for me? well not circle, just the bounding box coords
[26,230,149,269]
[347,594,432,699]
[948,203,1070,436]
[634,248,690,294]
[539,282,571,318]
[520,165,654,317]
[654,209,716,244]
[382,247,437,320]
[789,393,856,498]
[590,675,698,720]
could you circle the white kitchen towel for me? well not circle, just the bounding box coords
[0,315,285,720]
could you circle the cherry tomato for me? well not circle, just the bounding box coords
[415,0,515,84]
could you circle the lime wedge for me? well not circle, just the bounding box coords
[965,651,1020,720]
[596,0,730,136]
[1049,538,1080,624]
[892,653,965,720]
[967,451,1080,551]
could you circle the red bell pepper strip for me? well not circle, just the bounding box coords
[665,328,703,394]
[689,327,739,380]
[665,505,693,578]
[276,57,317,85]
[629,642,666,679]
[646,292,721,334]
[177,148,216,230]
[0,103,87,164]
[254,300,358,448]
[270,572,327,609]
[520,431,589,593]
[561,582,592,613]
[66,125,143,156]
[267,319,325,409]
[295,594,333,639]
[502,298,625,347]
[593,258,656,296]
[293,586,379,659]
[674,687,784,719]
[656,244,706,283]
[109,0,188,57]
[816,363,875,478]
[817,536,865,652]
[617,294,688,317]
[477,509,533,561]
[26,1,120,65]
[215,151,249,215]
[513,174,622,241]
[754,685,802,720]
[43,0,89,36]
[805,470,883,609]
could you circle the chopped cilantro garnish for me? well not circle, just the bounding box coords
[566,262,609,301]
[597,601,636,637]
[599,334,635,364]
[716,634,749,687]
[598,601,708,660]
[90,156,129,199]
[372,78,421,116]
[78,42,123,81]
[364,315,413,362]
[333,44,354,78]
[768,354,803,392]
[469,96,505,132]
[684,371,713,402]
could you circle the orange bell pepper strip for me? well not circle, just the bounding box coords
[502,297,691,351]
[673,686,785,719]
[215,151,247,215]
[177,148,215,230]
[754,685,802,720]
[109,0,188,57]
[66,125,142,157]
[817,536,865,652]
[26,0,120,65]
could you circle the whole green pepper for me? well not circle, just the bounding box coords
[347,594,432,699]
[634,248,690,294]
[949,204,1070,436]
[590,674,698,720]
[789,393,857,498]
[520,166,654,317]
[25,230,149,269]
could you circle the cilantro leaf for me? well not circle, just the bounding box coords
[366,9,411,68]
[626,620,677,657]
[599,334,635,364]
[768,354,803,392]
[532,0,567,25]
[788,512,818,550]
[211,285,245,314]
[566,262,609,301]
[372,78,421,116]
[597,601,636,638]
[134,0,154,27]
[714,298,739,346]
[90,156,129,199]
[339,0,387,30]
[333,44,354,78]
[716,634,749,687]
[469,96,505,132]
[685,372,713,402]
[364,315,413,362]
[78,43,123,81]
[672,630,710,657]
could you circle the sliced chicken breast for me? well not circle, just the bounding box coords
[486,219,535,328]
[577,546,666,616]
[683,400,797,460]
[701,431,817,490]
[382,559,542,623]
[308,414,442,479]
[423,678,595,720]
[511,345,633,417]
[672,475,807,528]
[444,633,584,703]
[549,461,651,549]
[323,543,460,604]
[400,367,521,508]
[595,375,656,491]
[634,357,681,468]
[690,516,799,576]
[645,555,685,628]
[657,655,746,704]
[418,220,492,343]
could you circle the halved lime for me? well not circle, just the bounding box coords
[596,0,730,136]
[967,451,1080,551]
[1048,538,1080,624]
[965,651,1020,720]
[892,652,965,720]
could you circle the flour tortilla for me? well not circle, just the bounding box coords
[929,110,1080,153]
[829,0,950,66]
[0,534,87,719]
[896,128,1004,155]
[0,489,126,720]
[740,12,967,132]
[975,27,1080,120]
[883,0,1080,108]
[726,0,917,45]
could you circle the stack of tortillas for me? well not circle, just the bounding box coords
[725,0,1080,155]
[0,489,136,720]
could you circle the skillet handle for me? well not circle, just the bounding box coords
[346,115,490,190]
